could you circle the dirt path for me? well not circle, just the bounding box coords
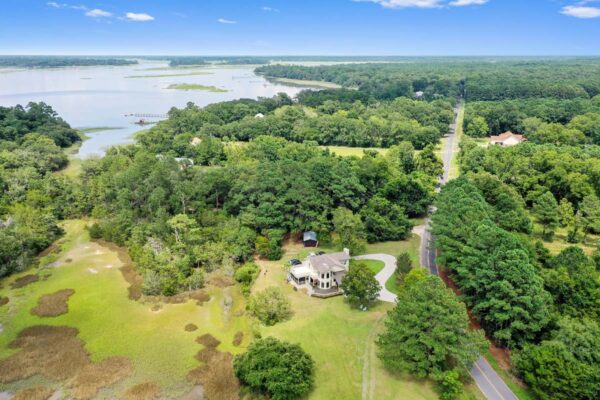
[362,315,384,400]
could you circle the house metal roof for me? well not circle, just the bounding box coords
[309,252,349,274]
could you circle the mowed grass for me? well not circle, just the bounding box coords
[253,241,438,400]
[353,259,385,275]
[0,220,252,398]
[449,101,465,180]
[323,146,389,157]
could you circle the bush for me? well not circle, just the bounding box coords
[87,223,103,239]
[234,263,260,295]
[248,287,292,326]
[234,337,314,400]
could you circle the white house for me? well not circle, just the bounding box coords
[490,131,526,146]
[288,249,350,297]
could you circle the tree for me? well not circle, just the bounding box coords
[360,196,412,243]
[580,195,600,239]
[234,337,315,400]
[395,252,413,285]
[248,287,292,326]
[377,276,485,391]
[332,207,366,254]
[514,318,600,400]
[558,198,575,228]
[415,143,443,178]
[340,262,381,308]
[465,116,489,138]
[533,192,560,240]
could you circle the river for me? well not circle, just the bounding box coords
[0,60,317,157]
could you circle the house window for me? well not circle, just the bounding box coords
[326,282,330,289]
[327,273,329,278]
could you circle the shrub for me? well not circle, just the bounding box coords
[87,223,103,239]
[234,262,260,295]
[248,287,292,326]
[234,337,314,400]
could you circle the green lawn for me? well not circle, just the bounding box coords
[352,259,385,275]
[323,146,389,157]
[449,101,465,181]
[253,242,438,400]
[0,220,252,398]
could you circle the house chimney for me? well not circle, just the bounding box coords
[343,248,350,256]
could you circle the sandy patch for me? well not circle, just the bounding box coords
[94,250,103,255]
[105,264,114,269]
[31,289,75,317]
[87,268,98,274]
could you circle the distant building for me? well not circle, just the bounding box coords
[490,131,526,146]
[254,113,265,119]
[415,91,424,98]
[303,231,318,247]
[190,137,202,146]
[288,249,351,297]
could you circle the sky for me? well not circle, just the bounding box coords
[0,0,599,55]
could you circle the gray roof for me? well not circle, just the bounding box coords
[310,252,349,274]
[303,231,317,242]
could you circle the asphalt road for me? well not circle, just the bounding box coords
[420,100,519,400]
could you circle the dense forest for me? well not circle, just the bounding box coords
[140,93,454,150]
[257,59,600,101]
[0,56,137,68]
[82,131,440,295]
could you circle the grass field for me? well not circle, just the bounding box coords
[448,101,465,180]
[166,83,228,92]
[0,220,252,398]
[352,259,385,275]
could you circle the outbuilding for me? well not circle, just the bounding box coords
[303,231,318,247]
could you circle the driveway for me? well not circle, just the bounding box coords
[353,254,397,303]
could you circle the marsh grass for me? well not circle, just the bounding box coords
[30,289,74,317]
[69,356,133,400]
[12,385,54,400]
[122,382,161,400]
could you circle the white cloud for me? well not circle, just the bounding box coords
[125,12,155,22]
[47,2,66,8]
[354,0,444,8]
[561,5,600,18]
[262,6,279,12]
[85,8,112,18]
[354,0,489,8]
[218,18,237,24]
[449,0,488,6]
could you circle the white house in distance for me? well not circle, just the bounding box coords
[490,131,526,146]
[289,249,350,298]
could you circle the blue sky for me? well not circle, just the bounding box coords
[0,0,599,55]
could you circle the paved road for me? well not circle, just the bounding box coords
[420,100,519,400]
[354,254,398,303]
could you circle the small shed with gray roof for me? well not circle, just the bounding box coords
[303,231,318,247]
